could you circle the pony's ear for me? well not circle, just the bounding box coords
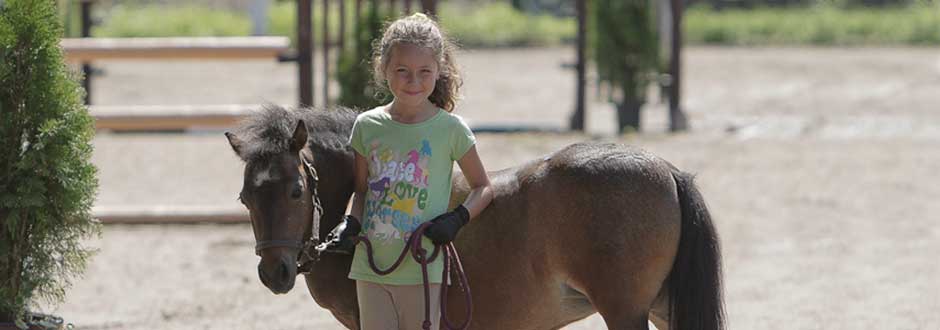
[290,120,308,153]
[225,132,246,159]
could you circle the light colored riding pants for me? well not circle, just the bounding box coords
[356,280,442,330]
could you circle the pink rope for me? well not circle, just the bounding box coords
[351,222,472,330]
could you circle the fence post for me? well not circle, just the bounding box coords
[668,0,687,131]
[420,0,436,17]
[250,0,269,36]
[569,0,586,131]
[298,0,314,106]
[80,0,94,105]
[322,0,331,106]
[339,0,346,51]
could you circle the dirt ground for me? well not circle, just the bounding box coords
[41,47,940,329]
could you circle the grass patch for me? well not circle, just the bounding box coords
[685,4,940,46]
[93,5,252,37]
[90,2,575,48]
[91,2,939,47]
[440,2,576,47]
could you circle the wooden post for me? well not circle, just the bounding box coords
[669,0,687,131]
[420,0,436,17]
[250,0,270,36]
[569,0,586,131]
[80,0,93,105]
[298,0,314,106]
[323,0,331,106]
[339,0,346,51]
[405,0,412,13]
[356,0,362,19]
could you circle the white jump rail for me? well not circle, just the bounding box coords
[89,104,268,131]
[61,36,291,62]
[93,205,248,224]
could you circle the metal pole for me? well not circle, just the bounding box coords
[81,0,93,105]
[298,0,314,106]
[322,0,331,106]
[569,0,586,131]
[669,0,687,132]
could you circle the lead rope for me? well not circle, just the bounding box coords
[351,222,473,330]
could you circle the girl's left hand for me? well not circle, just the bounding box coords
[423,205,470,245]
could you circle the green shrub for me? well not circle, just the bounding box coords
[0,0,100,324]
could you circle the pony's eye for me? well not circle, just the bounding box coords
[290,185,302,199]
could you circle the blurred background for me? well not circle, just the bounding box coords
[42,0,940,329]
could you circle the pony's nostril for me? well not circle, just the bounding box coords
[258,264,270,284]
[278,261,290,280]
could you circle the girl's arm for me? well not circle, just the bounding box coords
[456,145,493,220]
[349,152,369,219]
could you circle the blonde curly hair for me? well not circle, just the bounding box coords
[372,13,462,112]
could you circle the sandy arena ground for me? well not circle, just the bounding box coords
[39,47,940,329]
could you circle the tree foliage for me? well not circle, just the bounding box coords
[590,0,660,132]
[0,0,100,322]
[337,2,392,110]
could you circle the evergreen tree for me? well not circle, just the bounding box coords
[337,2,391,110]
[0,0,100,324]
[590,0,659,133]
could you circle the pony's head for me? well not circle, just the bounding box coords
[225,106,320,294]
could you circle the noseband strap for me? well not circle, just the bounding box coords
[255,240,304,254]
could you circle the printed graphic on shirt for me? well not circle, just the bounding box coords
[362,138,433,244]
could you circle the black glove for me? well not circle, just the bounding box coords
[423,205,470,245]
[317,215,362,254]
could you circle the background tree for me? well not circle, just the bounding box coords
[590,0,660,133]
[0,0,100,325]
[336,1,391,110]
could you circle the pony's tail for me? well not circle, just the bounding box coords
[668,171,725,330]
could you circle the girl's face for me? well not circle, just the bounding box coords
[384,43,439,109]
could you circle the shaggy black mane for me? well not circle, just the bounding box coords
[232,104,359,163]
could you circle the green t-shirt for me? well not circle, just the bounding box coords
[347,106,476,285]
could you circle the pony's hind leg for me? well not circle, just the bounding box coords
[580,276,659,330]
[592,298,650,330]
[648,285,671,330]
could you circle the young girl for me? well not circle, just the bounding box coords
[340,13,492,330]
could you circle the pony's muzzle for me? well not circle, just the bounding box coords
[258,254,297,294]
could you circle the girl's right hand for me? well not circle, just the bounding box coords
[317,215,362,254]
